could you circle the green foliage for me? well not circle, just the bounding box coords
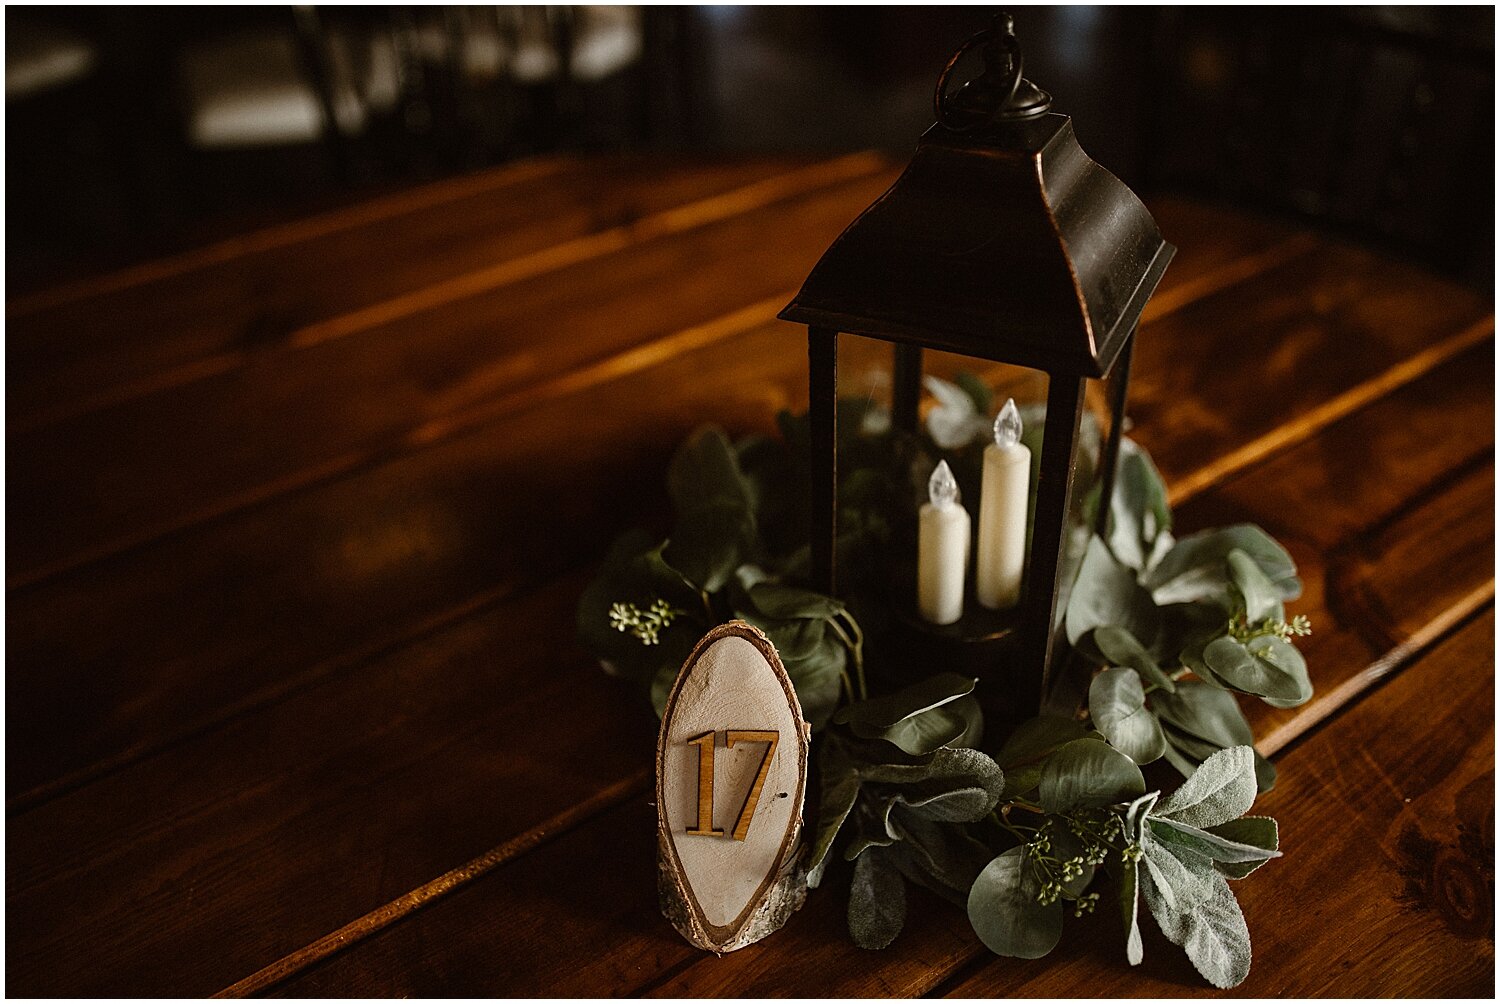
[972,745,1274,988]
[1088,668,1167,765]
[968,847,1064,958]
[576,377,1310,987]
[834,672,983,755]
[834,738,1006,947]
[1124,748,1276,988]
[1038,738,1146,812]
[664,427,757,592]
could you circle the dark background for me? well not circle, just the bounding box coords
[7,5,1494,290]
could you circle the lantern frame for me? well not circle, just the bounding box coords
[780,17,1174,716]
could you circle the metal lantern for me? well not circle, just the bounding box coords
[779,15,1174,716]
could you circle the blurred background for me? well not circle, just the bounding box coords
[7,5,1495,291]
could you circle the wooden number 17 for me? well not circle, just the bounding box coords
[686,730,779,841]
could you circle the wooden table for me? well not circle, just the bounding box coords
[7,152,1494,997]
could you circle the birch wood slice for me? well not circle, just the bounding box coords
[656,621,810,952]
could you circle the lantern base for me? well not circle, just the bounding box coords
[883,572,1043,744]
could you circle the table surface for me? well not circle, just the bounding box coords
[6,152,1495,997]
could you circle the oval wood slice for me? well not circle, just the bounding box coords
[656,621,811,952]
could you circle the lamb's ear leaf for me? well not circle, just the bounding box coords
[1155,746,1258,829]
[848,851,907,950]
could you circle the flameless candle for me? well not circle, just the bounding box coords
[977,399,1032,609]
[918,460,970,625]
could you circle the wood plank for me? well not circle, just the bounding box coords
[6,570,658,997]
[939,610,1495,998]
[5,155,830,430]
[14,336,1473,998]
[3,198,1313,801]
[1122,244,1491,491]
[625,364,1495,1000]
[7,157,570,313]
[7,162,898,586]
[2,187,1285,592]
[272,580,1494,997]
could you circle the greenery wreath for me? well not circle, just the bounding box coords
[577,374,1313,989]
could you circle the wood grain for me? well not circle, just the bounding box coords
[6,162,1491,998]
[7,164,899,586]
[5,155,832,430]
[941,610,1495,998]
[248,344,1490,998]
[7,215,1472,807]
[13,347,1485,996]
[271,603,1493,999]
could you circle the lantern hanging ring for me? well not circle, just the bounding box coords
[935,13,1050,131]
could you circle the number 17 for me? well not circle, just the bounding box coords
[686,730,779,841]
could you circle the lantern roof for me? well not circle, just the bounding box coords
[779,19,1174,378]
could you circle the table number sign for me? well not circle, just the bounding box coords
[656,621,810,952]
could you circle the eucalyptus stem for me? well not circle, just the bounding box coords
[827,612,868,702]
[988,809,1035,844]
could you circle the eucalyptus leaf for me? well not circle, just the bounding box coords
[1153,682,1254,748]
[996,715,1093,768]
[849,696,984,756]
[956,371,995,414]
[1038,738,1146,812]
[1145,525,1300,607]
[849,851,907,949]
[781,635,846,730]
[1066,536,1162,648]
[1226,549,1283,623]
[1104,438,1173,574]
[664,501,754,593]
[967,847,1064,959]
[664,427,757,591]
[834,670,982,755]
[836,673,977,729]
[1094,625,1176,693]
[1089,668,1167,765]
[1202,635,1313,706]
[1155,746,1257,829]
[1250,636,1313,709]
[667,425,755,516]
[745,615,826,662]
[1161,730,1201,780]
[743,581,846,621]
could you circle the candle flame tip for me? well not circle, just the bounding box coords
[994,398,1023,447]
[928,459,959,507]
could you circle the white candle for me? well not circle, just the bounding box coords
[977,398,1032,609]
[918,460,970,625]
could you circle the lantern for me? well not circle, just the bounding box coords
[779,15,1174,718]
